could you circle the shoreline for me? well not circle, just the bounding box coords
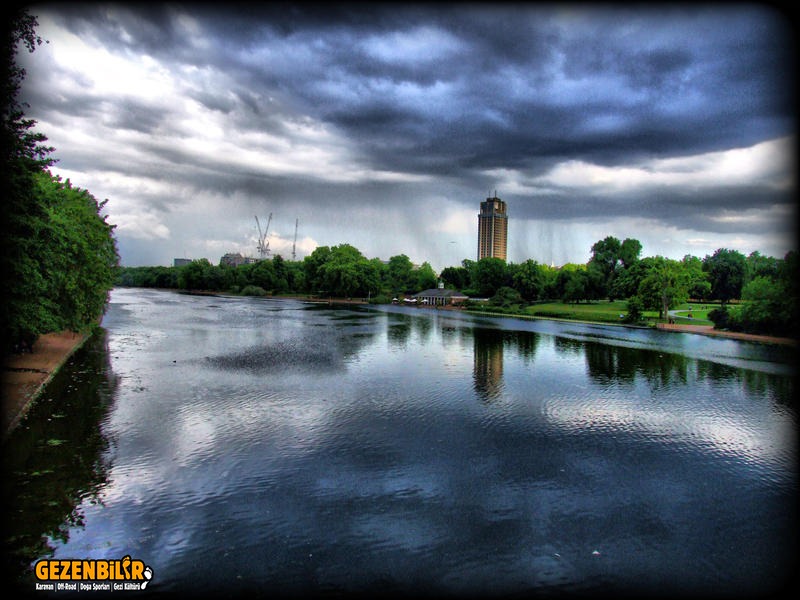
[421,306,798,347]
[153,289,800,346]
[2,330,91,438]
[654,322,797,347]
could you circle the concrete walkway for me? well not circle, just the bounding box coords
[2,331,90,437]
[656,322,797,347]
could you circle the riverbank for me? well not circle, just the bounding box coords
[655,322,797,347]
[2,330,90,438]
[443,306,797,347]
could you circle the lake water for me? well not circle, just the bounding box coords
[4,288,796,597]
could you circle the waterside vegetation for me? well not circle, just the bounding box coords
[3,12,119,353]
[117,237,799,340]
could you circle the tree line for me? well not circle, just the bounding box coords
[2,11,119,353]
[117,235,798,338]
[117,245,439,303]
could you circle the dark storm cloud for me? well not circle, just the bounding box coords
[104,97,169,133]
[40,3,794,176]
[513,184,791,232]
[19,2,796,266]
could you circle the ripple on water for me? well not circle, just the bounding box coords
[33,289,794,597]
[203,338,346,374]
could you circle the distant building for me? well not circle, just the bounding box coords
[220,253,260,267]
[174,258,192,267]
[477,195,508,261]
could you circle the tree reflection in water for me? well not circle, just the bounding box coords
[2,330,119,586]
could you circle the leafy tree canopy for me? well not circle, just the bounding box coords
[703,248,747,307]
[3,13,118,351]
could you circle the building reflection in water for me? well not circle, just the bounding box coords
[473,328,506,402]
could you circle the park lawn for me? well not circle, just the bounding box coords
[525,300,635,324]
[523,300,714,326]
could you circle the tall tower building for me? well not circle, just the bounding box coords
[477,195,508,261]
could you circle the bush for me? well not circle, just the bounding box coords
[491,286,523,307]
[241,285,267,296]
[708,307,726,328]
[624,296,644,324]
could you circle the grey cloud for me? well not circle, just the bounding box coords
[43,4,793,169]
[103,97,168,133]
[20,3,797,266]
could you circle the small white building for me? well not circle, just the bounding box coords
[412,285,468,307]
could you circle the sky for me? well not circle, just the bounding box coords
[16,2,797,271]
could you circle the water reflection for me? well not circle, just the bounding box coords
[473,328,505,402]
[194,302,381,375]
[471,329,540,402]
[2,330,118,585]
[583,342,693,388]
[6,294,795,597]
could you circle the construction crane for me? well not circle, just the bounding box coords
[292,218,299,261]
[255,213,272,258]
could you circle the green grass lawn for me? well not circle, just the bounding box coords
[520,300,715,326]
[525,300,636,324]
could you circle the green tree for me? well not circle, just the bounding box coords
[224,263,249,292]
[609,260,644,300]
[561,269,586,304]
[738,276,786,334]
[440,265,470,290]
[414,262,438,291]
[589,236,642,300]
[553,263,585,303]
[2,10,56,350]
[589,236,621,298]
[624,295,645,324]
[285,260,305,292]
[539,263,560,299]
[250,259,277,292]
[202,263,227,291]
[317,244,379,298]
[619,238,642,269]
[681,254,711,301]
[386,254,414,292]
[491,286,523,307]
[7,172,119,348]
[710,251,799,338]
[703,248,747,307]
[473,257,508,297]
[583,263,606,301]
[637,256,688,320]
[511,259,544,301]
[271,255,289,293]
[178,259,212,290]
[745,250,779,284]
[303,246,331,293]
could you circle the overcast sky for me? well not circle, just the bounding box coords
[17,2,797,270]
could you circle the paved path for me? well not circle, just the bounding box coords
[2,331,89,437]
[656,322,796,346]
